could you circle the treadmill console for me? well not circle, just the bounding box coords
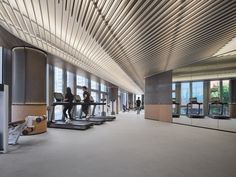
[172,98,179,104]
[210,97,221,104]
[190,97,198,104]
[90,96,94,102]
[54,92,64,102]
[74,95,81,102]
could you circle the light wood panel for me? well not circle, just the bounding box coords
[145,104,172,123]
[229,103,236,118]
[12,104,47,122]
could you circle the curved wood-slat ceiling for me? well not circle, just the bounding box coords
[0,0,236,93]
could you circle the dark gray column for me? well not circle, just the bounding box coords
[12,47,47,121]
[128,93,134,109]
[47,64,54,106]
[110,87,118,115]
[145,71,172,122]
[203,81,210,115]
[12,47,47,103]
[141,94,144,107]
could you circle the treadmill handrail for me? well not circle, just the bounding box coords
[186,102,203,115]
[208,102,227,115]
[48,101,106,122]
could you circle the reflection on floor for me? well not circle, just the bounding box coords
[173,116,236,132]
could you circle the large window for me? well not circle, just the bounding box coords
[76,88,83,99]
[192,81,203,102]
[172,83,176,98]
[222,80,229,103]
[54,67,63,93]
[210,80,220,98]
[101,93,108,113]
[181,82,190,105]
[67,71,74,93]
[101,83,107,92]
[91,80,99,90]
[76,75,88,87]
[180,82,190,114]
[91,91,99,115]
[91,91,98,102]
[54,67,63,120]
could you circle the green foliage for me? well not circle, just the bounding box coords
[222,84,229,102]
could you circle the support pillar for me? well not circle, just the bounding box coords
[145,71,172,122]
[12,47,47,121]
[110,87,118,115]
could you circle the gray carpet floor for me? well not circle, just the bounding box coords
[1,112,236,177]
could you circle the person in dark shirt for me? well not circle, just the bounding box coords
[136,97,141,114]
[82,86,91,119]
[63,87,74,123]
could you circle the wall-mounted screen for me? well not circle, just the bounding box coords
[0,47,2,84]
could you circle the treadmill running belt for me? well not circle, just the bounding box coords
[91,116,116,121]
[48,120,93,130]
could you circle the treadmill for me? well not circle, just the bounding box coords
[89,97,116,121]
[172,98,180,118]
[72,95,105,125]
[186,97,204,118]
[208,97,230,119]
[47,93,93,130]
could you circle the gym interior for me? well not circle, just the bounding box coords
[0,1,236,177]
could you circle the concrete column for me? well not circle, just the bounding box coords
[110,87,118,115]
[203,81,210,115]
[145,71,172,122]
[128,93,134,109]
[175,82,181,103]
[12,47,47,121]
[47,64,54,106]
[141,94,144,107]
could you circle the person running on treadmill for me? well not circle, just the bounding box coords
[63,87,74,124]
[136,97,141,114]
[82,86,91,120]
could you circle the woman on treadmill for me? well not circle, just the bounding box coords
[82,86,91,120]
[63,87,74,123]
